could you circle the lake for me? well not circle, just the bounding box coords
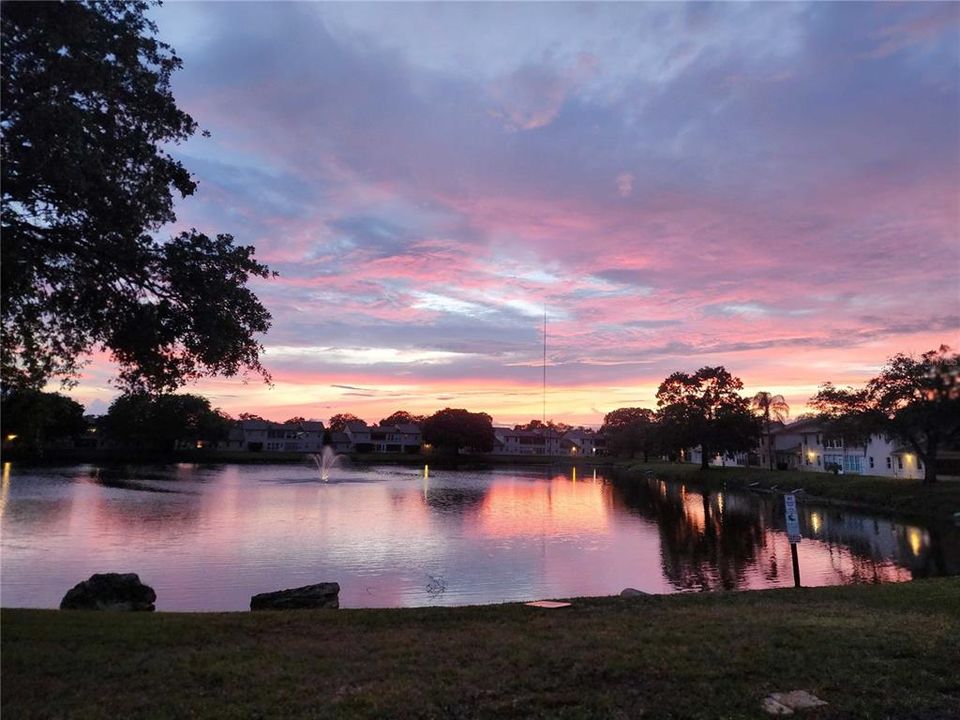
[1,461,957,610]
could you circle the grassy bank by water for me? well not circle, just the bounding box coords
[614,461,960,523]
[3,579,958,719]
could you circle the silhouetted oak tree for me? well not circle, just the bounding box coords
[0,388,86,453]
[601,407,659,460]
[422,408,495,454]
[657,367,758,470]
[379,410,425,426]
[1,1,273,392]
[101,392,231,452]
[327,413,363,432]
[812,345,959,484]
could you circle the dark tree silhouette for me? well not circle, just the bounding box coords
[657,367,758,470]
[1,1,273,392]
[812,345,959,484]
[101,392,231,452]
[422,408,494,454]
[379,410,425,426]
[513,419,571,433]
[327,413,363,432]
[283,417,307,425]
[601,407,659,460]
[0,388,86,453]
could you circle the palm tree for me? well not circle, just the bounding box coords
[752,392,790,470]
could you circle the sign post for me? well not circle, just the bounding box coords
[784,494,802,587]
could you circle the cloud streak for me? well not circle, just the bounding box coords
[57,2,959,426]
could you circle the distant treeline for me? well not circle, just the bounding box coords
[2,346,956,482]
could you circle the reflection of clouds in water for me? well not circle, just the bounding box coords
[1,464,956,611]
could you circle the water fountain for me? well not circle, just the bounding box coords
[311,446,342,481]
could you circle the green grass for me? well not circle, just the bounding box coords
[3,579,959,719]
[615,461,960,522]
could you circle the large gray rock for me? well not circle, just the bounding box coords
[60,573,156,611]
[250,582,340,610]
[620,587,649,597]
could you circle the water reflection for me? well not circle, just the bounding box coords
[0,463,956,610]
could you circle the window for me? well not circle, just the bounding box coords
[816,434,821,445]
[869,457,874,469]
[918,459,924,470]
[886,457,892,469]
[897,457,903,470]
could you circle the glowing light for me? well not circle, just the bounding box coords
[0,462,9,518]
[5,434,17,442]
[423,464,429,479]
[907,527,925,557]
[810,512,822,534]
[572,467,577,483]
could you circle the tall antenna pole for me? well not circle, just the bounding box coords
[542,307,547,424]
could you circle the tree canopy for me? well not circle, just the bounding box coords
[0,388,86,453]
[421,408,494,454]
[379,410,425,426]
[327,413,363,432]
[1,0,273,392]
[601,407,659,460]
[656,366,758,469]
[513,419,571,433]
[811,345,959,483]
[100,392,231,452]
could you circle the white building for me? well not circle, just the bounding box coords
[491,427,563,455]
[684,447,751,468]
[369,423,423,453]
[682,418,926,479]
[561,429,608,456]
[786,420,925,479]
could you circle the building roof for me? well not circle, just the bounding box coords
[777,418,823,435]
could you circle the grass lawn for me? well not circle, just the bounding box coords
[3,579,959,719]
[615,461,960,522]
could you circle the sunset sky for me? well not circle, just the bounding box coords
[62,2,959,425]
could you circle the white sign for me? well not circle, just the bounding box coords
[784,494,802,544]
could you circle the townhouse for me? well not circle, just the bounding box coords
[782,420,925,479]
[492,427,563,455]
[683,419,926,479]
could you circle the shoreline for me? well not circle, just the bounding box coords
[6,451,959,523]
[611,460,960,523]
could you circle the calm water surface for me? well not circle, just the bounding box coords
[1,462,957,610]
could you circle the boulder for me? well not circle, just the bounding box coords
[60,573,156,611]
[620,587,649,597]
[250,582,340,610]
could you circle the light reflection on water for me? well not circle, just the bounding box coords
[0,463,956,611]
